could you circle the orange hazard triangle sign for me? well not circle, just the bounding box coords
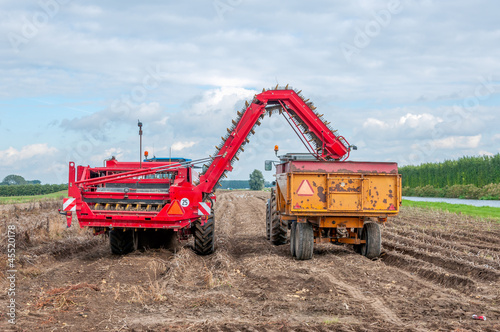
[167,200,184,215]
[297,180,314,196]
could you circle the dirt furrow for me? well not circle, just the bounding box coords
[2,191,499,332]
[383,239,500,282]
[384,227,500,257]
[389,218,500,247]
[381,250,477,292]
[324,275,404,327]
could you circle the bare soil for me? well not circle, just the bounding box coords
[1,191,499,331]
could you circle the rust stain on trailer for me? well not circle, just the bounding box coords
[288,162,400,214]
[317,186,326,203]
[330,183,361,192]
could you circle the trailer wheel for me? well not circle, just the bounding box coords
[265,199,271,240]
[110,229,134,255]
[193,216,215,255]
[270,189,287,245]
[360,223,381,259]
[294,222,314,260]
[290,221,297,257]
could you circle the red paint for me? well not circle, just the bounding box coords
[279,161,398,175]
[297,180,314,196]
[64,89,351,233]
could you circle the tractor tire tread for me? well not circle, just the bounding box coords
[294,222,314,260]
[110,230,134,255]
[361,222,381,259]
[270,190,287,245]
[193,217,215,256]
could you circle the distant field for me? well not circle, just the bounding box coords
[402,199,500,221]
[0,190,67,204]
[5,190,499,332]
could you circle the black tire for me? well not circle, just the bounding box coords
[132,230,139,251]
[290,221,297,257]
[266,199,271,241]
[193,216,215,255]
[270,189,287,245]
[360,223,381,259]
[294,222,314,260]
[110,229,134,255]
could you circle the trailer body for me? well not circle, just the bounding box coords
[267,154,401,259]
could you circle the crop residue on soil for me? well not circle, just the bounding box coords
[0,191,499,331]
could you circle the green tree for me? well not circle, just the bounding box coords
[249,169,265,190]
[2,174,26,185]
[399,153,500,188]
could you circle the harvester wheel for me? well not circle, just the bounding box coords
[270,189,287,245]
[294,222,314,260]
[132,230,139,251]
[110,229,134,255]
[290,221,297,257]
[193,216,215,255]
[265,199,271,241]
[360,223,381,259]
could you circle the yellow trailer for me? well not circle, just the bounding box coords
[265,154,402,260]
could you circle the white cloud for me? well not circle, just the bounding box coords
[89,148,125,165]
[60,102,164,132]
[171,141,196,151]
[478,150,494,157]
[361,112,443,139]
[68,4,104,17]
[363,118,389,129]
[189,87,257,116]
[0,144,57,166]
[1,1,500,182]
[398,113,442,128]
[430,135,482,149]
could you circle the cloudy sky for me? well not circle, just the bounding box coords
[1,0,499,184]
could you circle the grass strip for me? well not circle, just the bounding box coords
[0,190,67,204]
[402,199,500,221]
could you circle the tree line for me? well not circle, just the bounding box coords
[0,174,41,186]
[0,169,272,197]
[217,170,271,190]
[218,180,273,190]
[0,175,66,197]
[399,154,500,188]
[402,183,500,200]
[0,184,67,197]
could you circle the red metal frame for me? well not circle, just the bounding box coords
[197,89,350,192]
[65,89,351,231]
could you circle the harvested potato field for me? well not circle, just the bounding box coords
[1,191,499,331]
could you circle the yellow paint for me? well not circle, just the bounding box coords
[287,172,400,216]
